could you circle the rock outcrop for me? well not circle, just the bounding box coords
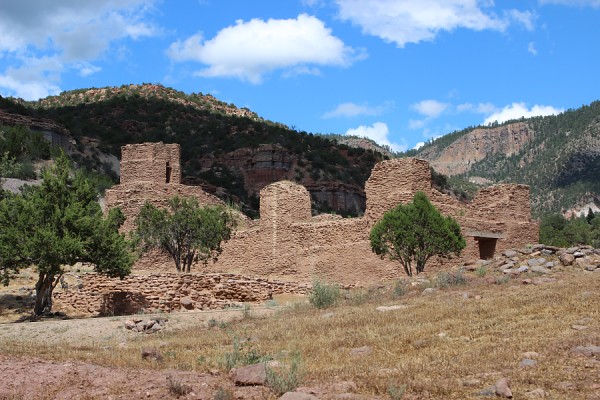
[418,122,533,176]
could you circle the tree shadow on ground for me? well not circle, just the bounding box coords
[99,291,149,317]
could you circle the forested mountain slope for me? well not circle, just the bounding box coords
[408,101,600,216]
[0,84,388,217]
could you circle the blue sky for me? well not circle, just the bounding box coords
[1,0,599,151]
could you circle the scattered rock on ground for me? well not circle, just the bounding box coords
[571,345,600,357]
[495,377,513,398]
[279,392,319,400]
[349,346,373,356]
[559,253,575,266]
[229,363,267,386]
[571,324,588,331]
[375,305,408,312]
[521,358,537,367]
[125,317,167,333]
[525,388,547,398]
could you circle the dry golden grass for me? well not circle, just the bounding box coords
[2,269,599,399]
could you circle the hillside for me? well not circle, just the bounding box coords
[0,84,387,217]
[408,101,600,217]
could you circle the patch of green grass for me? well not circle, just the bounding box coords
[309,278,340,309]
[435,270,466,288]
[223,336,271,370]
[475,265,488,277]
[266,351,303,396]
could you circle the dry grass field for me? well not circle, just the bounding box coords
[0,265,599,399]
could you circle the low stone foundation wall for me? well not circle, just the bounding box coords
[54,273,311,316]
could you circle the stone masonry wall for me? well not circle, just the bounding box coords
[120,142,181,185]
[105,143,539,287]
[105,182,225,232]
[54,273,310,316]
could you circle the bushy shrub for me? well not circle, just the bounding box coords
[435,270,466,288]
[308,278,340,309]
[166,375,192,397]
[266,352,303,396]
[223,337,271,370]
[393,280,408,297]
[213,387,234,400]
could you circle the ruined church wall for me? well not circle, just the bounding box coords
[365,158,432,221]
[259,180,312,228]
[468,184,533,221]
[105,143,539,287]
[105,181,224,231]
[120,142,181,184]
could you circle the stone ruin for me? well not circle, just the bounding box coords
[104,142,539,285]
[55,141,539,315]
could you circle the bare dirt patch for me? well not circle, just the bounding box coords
[0,354,267,400]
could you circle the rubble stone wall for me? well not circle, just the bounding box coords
[105,182,224,231]
[120,142,181,185]
[54,273,310,316]
[106,143,539,286]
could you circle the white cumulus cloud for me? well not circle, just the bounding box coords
[411,99,448,118]
[345,122,407,152]
[335,0,522,47]
[322,101,392,118]
[0,0,159,99]
[168,14,362,83]
[484,103,564,125]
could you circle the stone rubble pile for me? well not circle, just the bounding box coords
[466,244,600,275]
[125,317,168,334]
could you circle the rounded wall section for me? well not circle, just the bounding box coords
[259,180,312,228]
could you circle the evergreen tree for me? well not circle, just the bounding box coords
[369,192,466,277]
[0,152,134,315]
[133,197,237,273]
[587,207,595,224]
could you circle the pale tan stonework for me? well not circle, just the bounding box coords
[105,142,539,285]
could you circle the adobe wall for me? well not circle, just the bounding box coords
[105,143,539,286]
[54,273,311,316]
[120,142,181,184]
[105,181,225,231]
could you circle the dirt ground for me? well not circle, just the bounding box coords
[0,354,268,400]
[0,307,285,400]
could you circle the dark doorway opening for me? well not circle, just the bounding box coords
[166,161,172,183]
[476,237,497,260]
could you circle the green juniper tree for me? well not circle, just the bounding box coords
[369,191,466,277]
[133,197,237,273]
[0,152,134,315]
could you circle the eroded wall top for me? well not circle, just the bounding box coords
[259,180,311,228]
[365,158,432,221]
[120,142,181,184]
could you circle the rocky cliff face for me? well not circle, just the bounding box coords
[195,144,365,216]
[419,122,533,176]
[412,101,600,216]
[0,110,74,151]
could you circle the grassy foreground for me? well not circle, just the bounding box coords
[2,269,599,399]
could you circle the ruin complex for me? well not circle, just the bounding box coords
[105,142,539,285]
